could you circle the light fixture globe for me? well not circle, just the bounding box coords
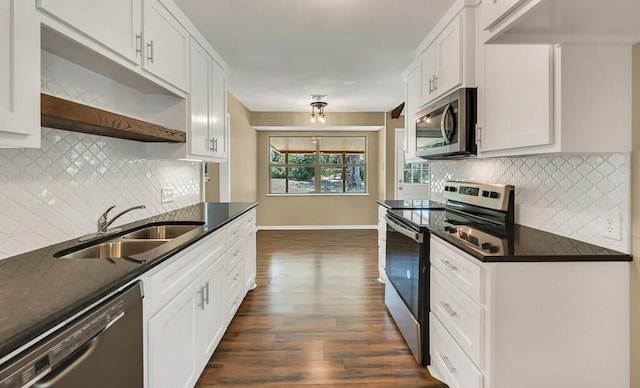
[310,95,328,123]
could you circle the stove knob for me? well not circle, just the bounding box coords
[481,242,499,254]
[481,242,492,250]
[444,226,457,233]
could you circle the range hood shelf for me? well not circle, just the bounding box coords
[41,94,186,143]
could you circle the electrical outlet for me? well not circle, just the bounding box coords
[600,212,622,241]
[161,187,176,203]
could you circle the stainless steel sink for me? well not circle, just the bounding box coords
[55,240,168,260]
[120,224,202,240]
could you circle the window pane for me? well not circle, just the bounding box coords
[270,147,284,163]
[270,167,316,193]
[403,162,429,184]
[287,152,316,164]
[320,168,343,193]
[345,166,365,192]
[319,153,343,164]
[345,153,365,164]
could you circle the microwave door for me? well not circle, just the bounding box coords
[416,127,444,151]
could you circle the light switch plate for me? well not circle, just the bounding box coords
[161,187,176,203]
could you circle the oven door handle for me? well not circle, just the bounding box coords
[385,215,423,243]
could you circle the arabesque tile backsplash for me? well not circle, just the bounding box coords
[430,153,631,253]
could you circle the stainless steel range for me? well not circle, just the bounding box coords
[384,181,514,366]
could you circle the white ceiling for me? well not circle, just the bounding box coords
[173,0,454,112]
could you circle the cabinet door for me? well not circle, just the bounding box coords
[435,16,462,97]
[244,228,257,293]
[419,45,437,106]
[37,0,141,64]
[197,256,227,364]
[0,0,40,147]
[404,65,420,161]
[209,60,227,158]
[148,284,200,388]
[189,38,212,158]
[143,0,189,92]
[480,44,553,152]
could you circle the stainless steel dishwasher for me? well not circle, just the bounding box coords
[0,282,143,388]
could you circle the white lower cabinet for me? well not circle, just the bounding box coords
[429,235,630,388]
[143,209,257,388]
[377,205,387,283]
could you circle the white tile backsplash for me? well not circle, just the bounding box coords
[430,154,631,253]
[0,50,200,260]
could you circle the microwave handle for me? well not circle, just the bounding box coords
[440,103,454,144]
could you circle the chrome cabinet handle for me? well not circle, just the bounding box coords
[209,138,215,150]
[432,76,438,92]
[440,301,457,317]
[213,138,218,152]
[428,77,434,94]
[135,33,142,57]
[146,40,154,63]
[198,287,205,310]
[439,353,456,373]
[440,259,458,271]
[204,283,210,305]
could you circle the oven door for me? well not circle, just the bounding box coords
[385,214,423,318]
[384,212,430,364]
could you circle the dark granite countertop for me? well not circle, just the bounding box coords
[386,208,632,263]
[0,202,257,362]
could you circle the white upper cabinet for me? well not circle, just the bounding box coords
[0,0,41,148]
[403,63,421,162]
[143,0,189,91]
[38,0,189,93]
[478,44,553,153]
[481,0,640,45]
[477,43,632,157]
[185,37,228,162]
[408,1,476,112]
[419,14,464,106]
[37,0,142,64]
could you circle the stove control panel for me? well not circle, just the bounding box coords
[443,181,513,211]
[443,223,506,256]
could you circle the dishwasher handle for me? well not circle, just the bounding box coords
[33,337,100,388]
[385,214,423,243]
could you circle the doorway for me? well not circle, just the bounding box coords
[395,129,430,200]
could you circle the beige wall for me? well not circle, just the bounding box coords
[251,111,385,127]
[256,130,380,227]
[205,163,220,202]
[631,43,640,388]
[228,93,258,202]
[385,113,405,200]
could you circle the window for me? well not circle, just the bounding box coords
[404,161,429,184]
[269,136,366,194]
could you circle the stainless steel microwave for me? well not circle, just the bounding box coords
[414,88,477,159]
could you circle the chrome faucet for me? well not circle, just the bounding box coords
[97,205,146,234]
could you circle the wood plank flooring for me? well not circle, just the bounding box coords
[195,230,446,387]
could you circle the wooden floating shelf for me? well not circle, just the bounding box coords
[41,94,186,143]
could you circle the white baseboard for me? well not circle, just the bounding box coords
[257,225,377,231]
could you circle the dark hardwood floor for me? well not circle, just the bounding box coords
[195,230,446,387]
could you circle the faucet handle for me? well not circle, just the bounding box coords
[101,205,116,218]
[97,205,117,233]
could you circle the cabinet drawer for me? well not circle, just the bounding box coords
[227,238,245,274]
[226,218,245,247]
[241,209,256,230]
[429,313,483,388]
[431,236,484,303]
[226,278,244,322]
[227,259,244,295]
[144,229,226,315]
[431,269,484,367]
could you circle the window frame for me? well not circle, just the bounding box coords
[269,136,367,195]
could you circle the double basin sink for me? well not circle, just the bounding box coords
[54,223,204,261]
